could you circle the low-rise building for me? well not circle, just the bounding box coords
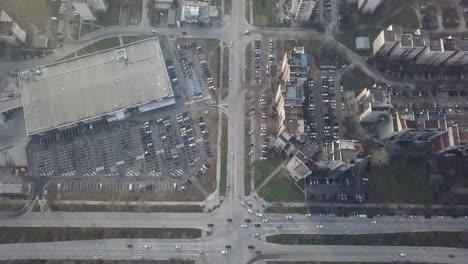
[0,183,29,197]
[355,36,370,50]
[154,0,173,10]
[0,10,27,46]
[286,151,313,181]
[372,25,401,56]
[356,86,392,123]
[322,139,362,163]
[181,1,210,24]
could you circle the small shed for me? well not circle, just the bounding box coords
[355,36,370,50]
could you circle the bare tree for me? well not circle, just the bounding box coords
[370,148,390,167]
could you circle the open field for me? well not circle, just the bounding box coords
[48,203,203,213]
[267,232,468,248]
[220,115,228,194]
[258,170,304,202]
[0,227,201,244]
[264,207,308,214]
[79,23,101,37]
[253,0,278,26]
[254,152,284,187]
[368,158,436,204]
[75,37,121,56]
[0,260,194,264]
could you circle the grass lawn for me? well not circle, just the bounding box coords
[264,207,308,214]
[385,8,420,29]
[0,227,201,244]
[220,115,228,195]
[0,199,26,211]
[254,151,284,188]
[221,47,230,100]
[253,0,278,26]
[0,0,60,48]
[95,0,120,26]
[49,203,203,213]
[267,232,468,248]
[258,170,304,202]
[0,261,194,264]
[368,158,436,204]
[75,37,121,56]
[341,68,375,95]
[79,23,101,37]
[122,36,148,45]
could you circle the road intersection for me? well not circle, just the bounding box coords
[0,0,466,263]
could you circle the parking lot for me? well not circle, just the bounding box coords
[54,180,187,193]
[320,70,342,142]
[28,111,213,179]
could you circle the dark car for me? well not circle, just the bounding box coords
[207,224,214,227]
[225,245,232,249]
[254,224,261,227]
[248,245,255,249]
[244,219,251,223]
[226,218,232,222]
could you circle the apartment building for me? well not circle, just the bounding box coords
[416,38,456,65]
[444,37,468,65]
[275,78,306,140]
[372,25,401,56]
[280,46,310,81]
[355,86,392,123]
[389,30,428,61]
[290,0,317,21]
[358,0,384,14]
[0,10,26,46]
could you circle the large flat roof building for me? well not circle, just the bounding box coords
[0,10,27,46]
[19,38,174,135]
[290,0,317,22]
[372,25,401,56]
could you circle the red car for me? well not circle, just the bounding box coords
[127,244,133,248]
[255,250,262,254]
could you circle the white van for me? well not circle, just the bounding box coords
[129,184,133,191]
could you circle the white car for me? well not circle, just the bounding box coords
[243,30,249,35]
[305,213,312,217]
[151,29,157,34]
[175,245,181,249]
[241,224,248,228]
[286,215,293,219]
[262,219,269,223]
[316,225,324,229]
[231,152,234,159]
[371,220,377,224]
[256,213,263,217]
[241,200,246,206]
[221,250,228,255]
[247,208,253,214]
[230,42,233,47]
[399,252,406,257]
[144,245,151,249]
[253,233,260,237]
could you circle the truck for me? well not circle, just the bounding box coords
[356,214,367,218]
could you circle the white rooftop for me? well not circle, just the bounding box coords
[20,38,173,135]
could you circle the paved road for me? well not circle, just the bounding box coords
[0,1,466,263]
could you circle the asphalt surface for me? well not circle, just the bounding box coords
[0,1,467,263]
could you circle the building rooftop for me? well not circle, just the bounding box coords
[20,38,173,135]
[429,38,443,51]
[355,36,370,50]
[283,81,304,106]
[0,183,23,195]
[400,34,413,46]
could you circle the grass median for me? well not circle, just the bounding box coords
[76,37,121,56]
[267,232,468,248]
[258,170,304,202]
[220,114,228,195]
[48,203,203,213]
[0,227,202,244]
